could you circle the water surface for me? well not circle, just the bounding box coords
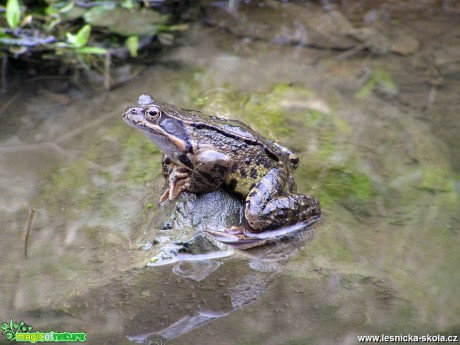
[0,2,459,344]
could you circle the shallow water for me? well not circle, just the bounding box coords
[1,2,459,344]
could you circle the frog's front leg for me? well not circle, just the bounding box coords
[244,167,321,232]
[187,147,233,193]
[160,148,232,202]
[159,156,190,202]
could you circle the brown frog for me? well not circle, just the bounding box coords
[122,95,320,242]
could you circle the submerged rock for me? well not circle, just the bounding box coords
[203,1,391,54]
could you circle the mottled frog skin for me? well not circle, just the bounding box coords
[122,95,320,233]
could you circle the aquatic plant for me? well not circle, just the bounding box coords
[0,0,188,88]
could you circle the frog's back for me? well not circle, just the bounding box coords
[173,104,298,170]
[216,116,299,171]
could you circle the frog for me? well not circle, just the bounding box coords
[122,94,320,244]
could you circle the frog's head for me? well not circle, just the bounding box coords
[122,94,194,169]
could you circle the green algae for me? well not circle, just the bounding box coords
[198,84,315,139]
[317,167,377,207]
[355,66,398,98]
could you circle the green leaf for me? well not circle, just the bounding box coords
[6,0,21,29]
[125,36,139,57]
[59,0,76,14]
[75,24,91,47]
[75,46,108,55]
[67,24,91,48]
[46,17,61,31]
[122,0,134,9]
[66,32,77,46]
[46,0,76,16]
[45,5,59,16]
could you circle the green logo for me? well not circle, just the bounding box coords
[1,319,32,341]
[1,319,86,343]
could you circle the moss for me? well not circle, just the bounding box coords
[355,67,398,98]
[243,84,318,138]
[296,162,378,222]
[198,84,320,139]
[420,165,456,192]
[325,167,375,199]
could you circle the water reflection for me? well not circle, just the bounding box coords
[115,231,315,344]
[125,184,318,343]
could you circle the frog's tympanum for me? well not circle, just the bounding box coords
[123,95,320,244]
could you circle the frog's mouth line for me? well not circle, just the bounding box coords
[123,111,189,153]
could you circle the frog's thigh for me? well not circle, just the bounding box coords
[245,167,318,231]
[190,148,232,192]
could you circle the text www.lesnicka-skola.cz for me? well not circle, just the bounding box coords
[357,334,458,343]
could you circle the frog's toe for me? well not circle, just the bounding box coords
[205,228,269,249]
[205,229,241,242]
[159,188,170,203]
[206,216,320,249]
[169,179,190,200]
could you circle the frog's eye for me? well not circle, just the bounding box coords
[145,106,161,119]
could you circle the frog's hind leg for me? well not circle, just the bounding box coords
[244,167,320,232]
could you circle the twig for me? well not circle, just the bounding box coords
[427,86,437,110]
[24,208,36,259]
[1,54,7,94]
[333,42,368,62]
[104,52,111,90]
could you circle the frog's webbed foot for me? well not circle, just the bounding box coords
[206,216,320,250]
[205,227,270,250]
[205,226,245,240]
